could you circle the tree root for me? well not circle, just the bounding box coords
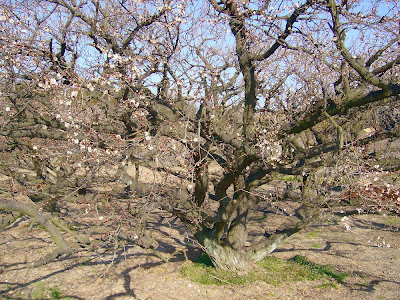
[0,210,21,230]
[118,230,188,263]
[149,246,188,263]
[249,205,320,262]
[30,247,71,267]
[0,197,89,267]
[50,215,90,246]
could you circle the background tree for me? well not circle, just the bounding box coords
[1,0,399,270]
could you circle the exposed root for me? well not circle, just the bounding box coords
[0,196,90,267]
[31,247,71,267]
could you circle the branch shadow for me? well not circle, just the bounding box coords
[0,234,200,300]
[104,261,160,300]
[0,247,157,298]
[272,221,400,296]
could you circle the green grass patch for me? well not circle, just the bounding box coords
[306,231,319,238]
[311,243,324,248]
[30,283,47,300]
[30,283,68,300]
[49,286,63,299]
[281,175,299,181]
[317,281,338,289]
[383,216,400,227]
[290,255,348,283]
[181,254,347,286]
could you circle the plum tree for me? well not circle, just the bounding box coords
[0,0,399,270]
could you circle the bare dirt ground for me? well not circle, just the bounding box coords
[0,205,399,300]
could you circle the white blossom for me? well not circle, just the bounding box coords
[86,83,95,92]
[5,106,10,112]
[113,54,122,61]
[71,90,78,97]
[340,216,352,231]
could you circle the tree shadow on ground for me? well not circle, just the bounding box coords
[0,233,199,300]
[0,248,163,298]
[104,261,161,300]
[1,209,399,299]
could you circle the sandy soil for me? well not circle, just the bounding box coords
[0,208,399,300]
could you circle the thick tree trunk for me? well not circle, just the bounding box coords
[201,237,252,271]
[191,202,319,271]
